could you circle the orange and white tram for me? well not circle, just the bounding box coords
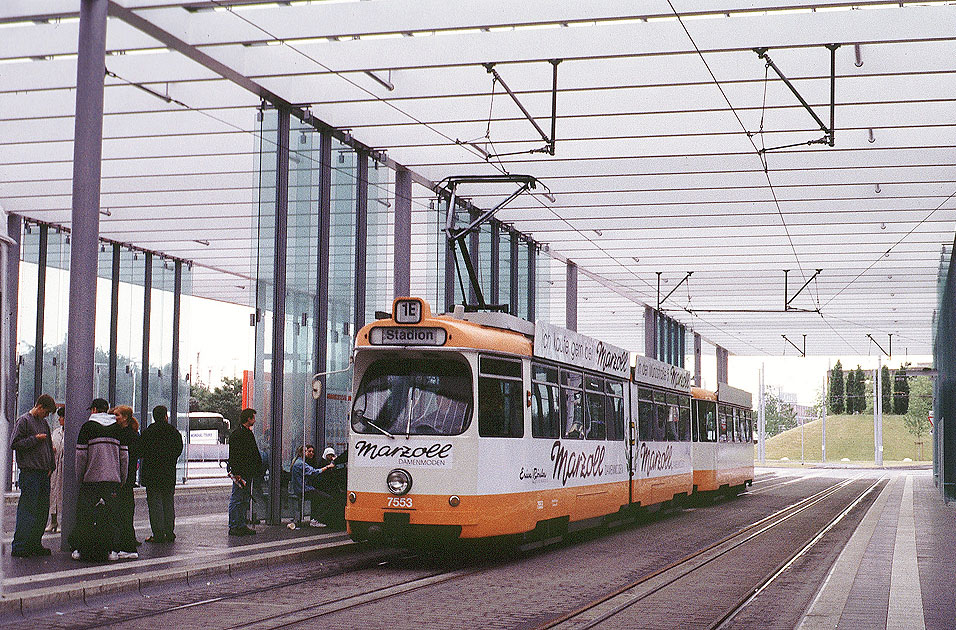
[345,297,747,544]
[690,385,755,495]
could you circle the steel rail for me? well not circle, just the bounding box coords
[710,476,885,630]
[533,477,865,630]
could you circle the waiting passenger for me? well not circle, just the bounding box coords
[290,446,336,527]
[70,399,129,562]
[113,406,140,558]
[140,405,183,543]
[10,394,57,557]
[227,408,262,536]
[46,406,65,533]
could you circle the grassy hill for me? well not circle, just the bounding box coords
[764,414,931,463]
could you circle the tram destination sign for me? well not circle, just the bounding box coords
[369,326,447,346]
[534,321,630,378]
[633,355,691,393]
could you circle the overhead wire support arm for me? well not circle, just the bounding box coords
[483,61,561,157]
[657,271,693,311]
[782,334,807,357]
[867,333,893,358]
[753,45,840,153]
[785,268,823,311]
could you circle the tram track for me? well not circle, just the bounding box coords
[533,476,886,630]
[43,545,410,630]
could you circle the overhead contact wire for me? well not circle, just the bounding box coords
[665,0,808,283]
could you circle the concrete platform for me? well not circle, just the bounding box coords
[0,482,354,617]
[797,470,956,630]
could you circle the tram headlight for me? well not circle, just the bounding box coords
[449,495,460,507]
[386,469,413,496]
[348,491,356,504]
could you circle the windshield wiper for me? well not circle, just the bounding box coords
[363,417,395,439]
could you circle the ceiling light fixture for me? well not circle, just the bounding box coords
[854,43,863,67]
[868,128,876,143]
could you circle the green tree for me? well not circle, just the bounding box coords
[894,363,910,414]
[764,388,798,437]
[190,376,243,424]
[828,360,845,414]
[903,374,932,459]
[852,365,867,414]
[881,364,892,412]
[845,368,857,413]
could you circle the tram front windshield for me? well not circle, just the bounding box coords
[351,357,473,437]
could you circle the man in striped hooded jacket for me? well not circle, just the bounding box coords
[68,398,130,561]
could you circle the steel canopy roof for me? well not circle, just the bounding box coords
[2,0,954,357]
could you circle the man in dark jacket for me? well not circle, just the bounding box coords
[227,408,262,536]
[70,400,129,561]
[140,405,183,543]
[10,394,57,557]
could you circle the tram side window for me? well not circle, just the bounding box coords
[654,393,668,442]
[637,389,655,441]
[747,409,754,442]
[679,398,691,442]
[663,394,679,441]
[532,382,561,438]
[478,377,523,438]
[733,408,742,442]
[718,406,729,442]
[705,406,717,442]
[606,381,625,441]
[584,376,606,440]
[562,370,584,439]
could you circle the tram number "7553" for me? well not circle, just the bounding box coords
[386,497,413,509]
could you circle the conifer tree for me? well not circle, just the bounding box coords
[845,368,857,413]
[854,365,867,414]
[881,365,892,412]
[894,364,910,414]
[828,360,845,414]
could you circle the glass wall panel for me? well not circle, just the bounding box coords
[176,263,192,483]
[326,138,357,452]
[251,108,279,522]
[117,249,145,412]
[478,221,493,304]
[411,187,441,309]
[366,158,393,319]
[16,224,39,414]
[93,244,112,401]
[517,239,530,320]
[41,229,70,402]
[146,257,174,421]
[284,119,321,520]
[497,225,511,315]
[535,245,551,324]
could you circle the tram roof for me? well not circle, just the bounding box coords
[1,0,954,358]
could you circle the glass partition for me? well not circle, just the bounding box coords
[498,225,511,314]
[412,184,442,308]
[93,243,112,401]
[284,119,321,521]
[326,138,357,452]
[41,228,70,402]
[366,157,394,321]
[117,248,145,413]
[146,256,174,418]
[16,224,40,413]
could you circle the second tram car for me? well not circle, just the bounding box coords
[691,386,755,495]
[345,297,753,544]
